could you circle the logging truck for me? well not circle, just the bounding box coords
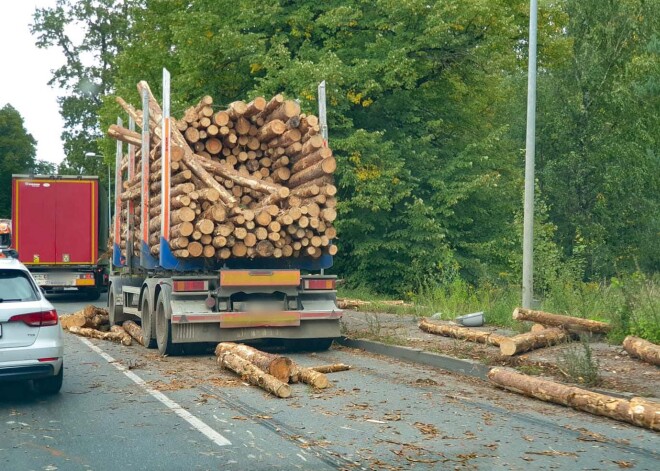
[10,175,108,299]
[107,78,341,355]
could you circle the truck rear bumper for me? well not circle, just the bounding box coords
[31,270,96,289]
[171,319,341,343]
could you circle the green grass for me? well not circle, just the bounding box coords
[338,272,660,343]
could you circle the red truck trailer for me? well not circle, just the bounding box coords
[11,175,108,299]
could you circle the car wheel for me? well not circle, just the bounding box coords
[155,292,183,356]
[141,294,157,349]
[35,365,63,395]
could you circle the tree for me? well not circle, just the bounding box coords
[536,0,660,277]
[31,0,139,178]
[0,105,40,217]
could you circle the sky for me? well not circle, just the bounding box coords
[0,1,67,165]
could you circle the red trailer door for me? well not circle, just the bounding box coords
[12,177,98,266]
[54,179,97,265]
[12,179,57,264]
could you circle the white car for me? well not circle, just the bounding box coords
[0,256,63,394]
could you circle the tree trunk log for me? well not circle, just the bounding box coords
[499,328,571,356]
[288,157,336,188]
[68,326,132,346]
[122,320,145,346]
[290,364,329,389]
[623,336,660,366]
[217,351,291,398]
[215,342,293,382]
[513,308,611,334]
[488,368,660,431]
[419,318,507,346]
[311,364,351,374]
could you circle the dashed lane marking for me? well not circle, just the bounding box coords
[77,337,231,447]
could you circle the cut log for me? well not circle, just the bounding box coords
[499,328,571,356]
[122,320,145,346]
[513,308,611,334]
[214,342,293,382]
[488,368,659,431]
[244,97,266,118]
[291,147,332,173]
[256,119,286,142]
[108,124,142,147]
[68,326,132,346]
[217,351,291,398]
[623,336,660,366]
[288,157,336,188]
[311,364,351,374]
[530,323,547,333]
[290,364,329,389]
[110,325,133,346]
[419,318,507,346]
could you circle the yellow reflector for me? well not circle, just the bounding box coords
[220,311,301,329]
[220,270,300,287]
[75,279,95,286]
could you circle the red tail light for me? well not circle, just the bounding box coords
[8,309,58,327]
[303,279,336,290]
[173,280,208,292]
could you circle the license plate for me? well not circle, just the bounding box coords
[33,274,47,282]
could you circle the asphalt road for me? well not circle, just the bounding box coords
[1,293,658,470]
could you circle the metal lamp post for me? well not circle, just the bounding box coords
[522,0,538,309]
[85,152,111,233]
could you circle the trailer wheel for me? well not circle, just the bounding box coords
[108,290,123,326]
[141,294,157,349]
[285,338,334,352]
[155,292,183,356]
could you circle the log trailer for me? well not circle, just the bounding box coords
[108,73,341,355]
[10,175,108,299]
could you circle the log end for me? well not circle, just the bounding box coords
[512,307,522,320]
[499,340,517,357]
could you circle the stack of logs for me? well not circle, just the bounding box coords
[109,81,338,261]
[60,305,135,346]
[215,342,350,398]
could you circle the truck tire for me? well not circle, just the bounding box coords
[286,338,334,352]
[81,288,101,301]
[141,294,157,349]
[155,292,183,356]
[108,289,124,326]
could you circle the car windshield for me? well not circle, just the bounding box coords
[0,269,39,302]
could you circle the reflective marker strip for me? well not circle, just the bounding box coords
[78,337,231,447]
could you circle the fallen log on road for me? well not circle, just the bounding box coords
[311,364,352,374]
[488,368,659,431]
[623,336,660,366]
[513,307,611,334]
[60,305,109,330]
[290,364,329,389]
[110,325,134,346]
[499,327,571,356]
[217,351,291,398]
[68,326,132,346]
[122,320,145,346]
[419,318,507,346]
[215,342,293,382]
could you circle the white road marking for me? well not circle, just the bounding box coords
[78,337,231,447]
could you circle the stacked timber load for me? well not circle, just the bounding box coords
[109,82,338,261]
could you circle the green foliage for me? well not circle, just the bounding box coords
[536,0,660,277]
[0,105,45,218]
[557,336,601,387]
[31,0,138,179]
[30,0,660,297]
